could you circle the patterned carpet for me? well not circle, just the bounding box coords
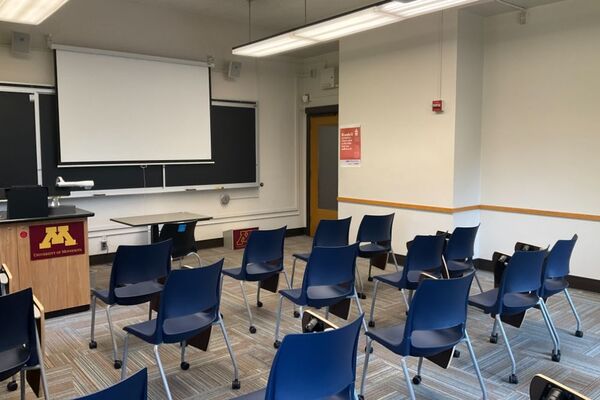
[2,235,599,399]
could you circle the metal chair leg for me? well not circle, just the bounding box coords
[353,291,368,333]
[274,295,284,348]
[217,316,240,389]
[121,333,129,380]
[282,270,292,289]
[148,302,153,320]
[490,317,498,343]
[324,306,330,320]
[539,300,561,361]
[154,345,173,400]
[359,338,373,398]
[368,280,380,327]
[401,288,410,310]
[464,330,488,400]
[564,289,583,336]
[495,315,518,383]
[256,282,262,307]
[401,357,416,400]
[290,258,298,288]
[473,269,484,293]
[356,266,366,299]
[89,294,97,349]
[20,370,25,400]
[389,248,399,272]
[34,324,50,399]
[239,281,256,333]
[187,252,202,267]
[106,305,122,368]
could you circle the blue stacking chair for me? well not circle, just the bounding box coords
[290,217,351,288]
[0,288,49,400]
[360,274,487,400]
[468,250,560,384]
[121,259,240,400]
[368,234,446,327]
[274,243,367,347]
[541,235,583,338]
[235,316,363,400]
[89,240,172,369]
[222,226,289,334]
[444,225,483,292]
[356,214,399,296]
[158,221,202,266]
[75,368,147,400]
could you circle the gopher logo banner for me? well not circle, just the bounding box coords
[29,222,85,260]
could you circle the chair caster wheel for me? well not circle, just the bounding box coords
[358,293,367,300]
[412,375,422,385]
[368,321,375,328]
[114,360,122,369]
[293,311,300,318]
[358,396,364,400]
[575,330,583,338]
[89,340,97,349]
[232,379,241,390]
[249,326,257,334]
[368,276,374,282]
[508,374,518,384]
[489,334,498,344]
[453,350,460,358]
[180,362,190,370]
[7,381,18,391]
[257,301,263,308]
[274,340,281,349]
[364,345,373,353]
[552,351,561,362]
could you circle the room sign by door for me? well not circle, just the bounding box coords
[340,125,361,167]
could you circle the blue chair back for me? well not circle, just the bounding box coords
[498,250,547,307]
[356,214,394,244]
[75,368,147,400]
[404,234,446,275]
[156,259,224,342]
[544,234,577,279]
[0,288,38,381]
[264,316,363,400]
[402,274,474,352]
[312,217,351,248]
[301,244,359,293]
[444,225,479,260]
[242,227,286,268]
[109,240,172,300]
[158,221,198,259]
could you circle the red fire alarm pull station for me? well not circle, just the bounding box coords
[432,99,443,113]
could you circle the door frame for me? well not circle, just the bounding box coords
[305,105,339,234]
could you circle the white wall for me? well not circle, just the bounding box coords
[338,11,460,249]
[479,0,600,279]
[0,0,304,254]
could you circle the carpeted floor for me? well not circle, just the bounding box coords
[3,235,599,399]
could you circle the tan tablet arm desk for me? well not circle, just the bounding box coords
[0,206,94,314]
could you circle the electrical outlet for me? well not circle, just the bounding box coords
[100,239,108,251]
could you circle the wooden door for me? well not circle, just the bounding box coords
[309,114,339,236]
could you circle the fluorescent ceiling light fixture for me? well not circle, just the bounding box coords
[233,0,481,57]
[0,0,70,25]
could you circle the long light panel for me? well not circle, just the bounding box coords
[232,0,480,57]
[0,0,70,25]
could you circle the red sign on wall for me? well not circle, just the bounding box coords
[340,125,361,166]
[233,227,258,250]
[29,221,86,260]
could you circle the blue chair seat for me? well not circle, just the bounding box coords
[0,347,30,381]
[292,252,311,262]
[542,278,569,297]
[124,311,215,344]
[280,285,351,308]
[93,281,164,306]
[446,259,474,273]
[469,289,540,314]
[358,243,389,258]
[366,325,463,357]
[223,262,282,282]
[374,270,435,289]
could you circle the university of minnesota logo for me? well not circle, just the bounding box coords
[29,222,85,260]
[39,226,78,250]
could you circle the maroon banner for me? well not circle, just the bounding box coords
[29,221,85,260]
[233,227,258,250]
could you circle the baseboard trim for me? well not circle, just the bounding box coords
[46,304,89,319]
[90,227,309,265]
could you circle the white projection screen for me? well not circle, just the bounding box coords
[55,47,212,164]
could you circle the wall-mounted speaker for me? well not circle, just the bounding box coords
[11,31,30,55]
[227,61,242,79]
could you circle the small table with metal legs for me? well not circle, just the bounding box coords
[111,212,212,243]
